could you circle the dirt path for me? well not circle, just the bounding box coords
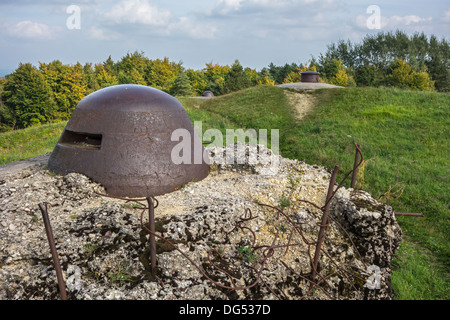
[284,90,316,121]
[0,154,50,182]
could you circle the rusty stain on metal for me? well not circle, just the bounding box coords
[48,84,210,198]
[38,203,67,300]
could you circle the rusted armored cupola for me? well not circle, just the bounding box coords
[46,84,210,277]
[48,84,210,198]
[301,71,320,83]
[202,90,214,98]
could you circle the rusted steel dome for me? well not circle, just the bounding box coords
[301,71,320,83]
[202,90,214,98]
[48,84,209,198]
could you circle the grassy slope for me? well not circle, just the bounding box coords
[0,122,66,165]
[181,85,449,300]
[1,85,448,299]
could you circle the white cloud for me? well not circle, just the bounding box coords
[70,0,343,42]
[199,0,345,42]
[5,20,57,39]
[387,15,432,26]
[99,0,218,39]
[355,14,432,30]
[88,26,121,40]
[169,17,217,39]
[214,0,244,15]
[206,0,340,16]
[443,9,450,22]
[104,0,174,26]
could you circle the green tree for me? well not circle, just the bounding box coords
[244,67,260,86]
[103,55,117,77]
[318,57,355,87]
[170,70,193,96]
[267,62,299,84]
[115,51,148,85]
[204,62,230,95]
[82,63,100,92]
[388,58,413,88]
[95,64,119,88]
[145,57,182,92]
[39,60,89,119]
[387,58,434,91]
[0,102,14,132]
[410,71,435,91]
[118,67,147,85]
[322,30,449,91]
[0,77,14,131]
[186,68,208,95]
[2,63,56,128]
[116,51,148,84]
[354,64,386,87]
[223,60,252,93]
[258,68,275,85]
[426,35,450,92]
[324,39,358,69]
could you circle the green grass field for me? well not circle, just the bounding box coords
[1,85,448,299]
[0,121,67,165]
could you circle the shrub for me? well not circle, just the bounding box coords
[388,58,434,91]
[223,60,252,94]
[318,58,355,87]
[186,69,208,95]
[170,70,193,96]
[355,65,387,87]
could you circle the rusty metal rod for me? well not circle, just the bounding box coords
[38,203,67,300]
[351,144,360,188]
[146,197,157,273]
[394,212,424,217]
[311,165,339,284]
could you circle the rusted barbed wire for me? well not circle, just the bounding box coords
[110,193,317,295]
[79,143,388,298]
[118,142,374,298]
[37,142,402,300]
[138,205,273,291]
[92,192,280,292]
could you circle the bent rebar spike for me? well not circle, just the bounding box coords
[311,165,339,284]
[38,203,67,300]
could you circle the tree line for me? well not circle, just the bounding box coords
[0,55,275,131]
[319,30,449,92]
[0,30,448,131]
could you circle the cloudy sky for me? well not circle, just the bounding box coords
[0,0,449,75]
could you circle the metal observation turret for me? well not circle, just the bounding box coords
[48,84,210,275]
[48,84,210,198]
